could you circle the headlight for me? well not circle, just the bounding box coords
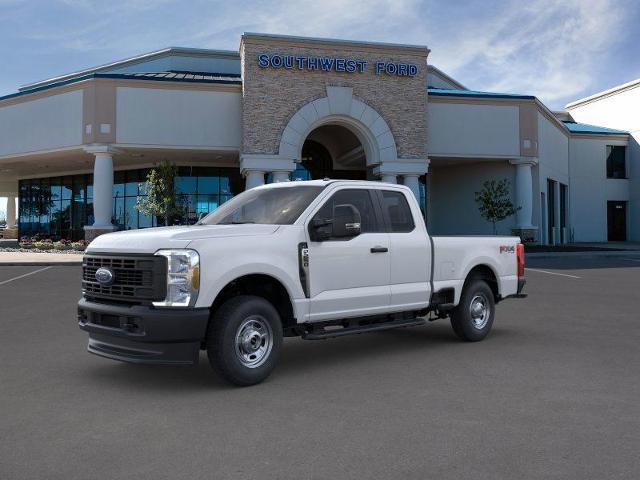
[153,249,200,307]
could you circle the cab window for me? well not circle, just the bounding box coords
[313,189,382,233]
[380,190,415,232]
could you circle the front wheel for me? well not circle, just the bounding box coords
[206,295,283,386]
[450,279,495,342]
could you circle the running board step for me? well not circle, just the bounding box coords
[302,317,426,340]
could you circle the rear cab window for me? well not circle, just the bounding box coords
[380,190,415,232]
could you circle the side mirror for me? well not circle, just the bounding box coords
[310,217,332,241]
[331,204,362,238]
[196,212,207,224]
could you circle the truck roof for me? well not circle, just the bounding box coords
[256,179,411,190]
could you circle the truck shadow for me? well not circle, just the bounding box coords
[276,324,515,377]
[81,323,516,391]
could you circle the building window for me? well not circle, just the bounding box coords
[18,166,243,240]
[606,145,626,179]
[173,166,241,225]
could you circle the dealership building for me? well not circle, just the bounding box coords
[0,33,637,243]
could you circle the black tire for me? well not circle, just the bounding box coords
[206,295,283,386]
[450,279,495,342]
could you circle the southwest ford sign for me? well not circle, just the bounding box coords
[257,54,418,77]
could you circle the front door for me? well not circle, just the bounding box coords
[607,201,627,241]
[305,188,390,322]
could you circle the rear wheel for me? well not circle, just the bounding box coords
[450,279,495,342]
[206,295,283,386]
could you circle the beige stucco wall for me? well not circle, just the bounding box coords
[240,35,428,160]
[429,161,517,236]
[427,101,520,157]
[0,90,83,157]
[116,86,242,148]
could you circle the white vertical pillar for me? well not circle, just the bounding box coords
[6,195,17,229]
[402,174,421,203]
[84,146,117,237]
[92,152,115,228]
[271,171,290,183]
[510,158,537,229]
[381,174,397,184]
[245,170,265,190]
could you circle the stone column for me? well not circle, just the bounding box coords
[245,170,265,190]
[6,195,16,229]
[271,171,290,183]
[402,174,421,203]
[381,174,397,184]
[374,158,429,204]
[509,157,538,242]
[240,154,295,191]
[84,146,117,241]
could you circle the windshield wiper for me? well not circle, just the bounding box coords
[217,220,256,224]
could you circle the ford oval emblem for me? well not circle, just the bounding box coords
[95,267,114,286]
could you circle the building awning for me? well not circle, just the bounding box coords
[561,121,628,135]
[0,71,242,103]
[427,87,535,100]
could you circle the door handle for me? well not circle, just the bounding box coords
[370,246,388,253]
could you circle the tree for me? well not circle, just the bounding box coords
[474,179,520,235]
[135,161,182,226]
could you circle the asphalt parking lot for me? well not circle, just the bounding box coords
[1,256,639,479]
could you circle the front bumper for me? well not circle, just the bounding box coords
[78,298,210,365]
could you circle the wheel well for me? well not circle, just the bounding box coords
[465,265,499,301]
[211,274,296,333]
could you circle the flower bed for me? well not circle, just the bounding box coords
[4,237,90,254]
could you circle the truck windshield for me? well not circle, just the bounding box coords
[200,186,325,225]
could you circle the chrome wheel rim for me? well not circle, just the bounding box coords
[234,316,273,368]
[470,294,490,330]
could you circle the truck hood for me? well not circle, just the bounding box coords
[86,224,280,254]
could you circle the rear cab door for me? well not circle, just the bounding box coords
[375,187,431,312]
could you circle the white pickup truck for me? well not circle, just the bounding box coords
[79,179,526,385]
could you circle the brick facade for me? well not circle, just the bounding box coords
[240,35,429,161]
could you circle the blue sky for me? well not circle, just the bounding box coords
[1,0,640,215]
[1,0,639,109]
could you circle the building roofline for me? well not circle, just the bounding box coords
[428,87,535,100]
[562,120,629,135]
[565,78,640,109]
[241,32,430,55]
[427,65,467,90]
[2,72,241,104]
[19,47,240,92]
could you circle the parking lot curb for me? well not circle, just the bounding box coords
[527,251,640,259]
[0,261,82,266]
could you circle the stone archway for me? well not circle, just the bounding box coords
[278,86,398,167]
[240,85,429,199]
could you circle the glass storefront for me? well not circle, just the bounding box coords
[19,166,243,240]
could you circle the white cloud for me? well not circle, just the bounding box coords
[3,0,635,109]
[427,0,628,107]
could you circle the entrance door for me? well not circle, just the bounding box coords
[547,179,556,244]
[540,192,547,244]
[607,201,627,241]
[305,188,390,321]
